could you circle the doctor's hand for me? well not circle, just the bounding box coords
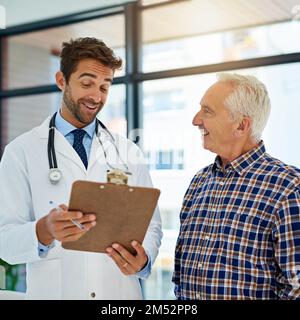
[106,241,148,276]
[36,204,97,245]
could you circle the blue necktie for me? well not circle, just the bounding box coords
[72,129,88,169]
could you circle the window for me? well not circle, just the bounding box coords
[1,93,60,146]
[142,0,300,72]
[3,14,125,90]
[97,84,127,137]
[143,89,185,113]
[146,149,184,170]
[143,22,300,72]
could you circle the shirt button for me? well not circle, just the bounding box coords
[204,236,209,240]
[90,292,96,298]
[219,181,224,186]
[198,263,202,268]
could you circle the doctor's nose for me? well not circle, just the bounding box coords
[87,90,104,104]
[192,111,203,127]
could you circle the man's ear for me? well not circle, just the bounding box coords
[55,71,65,91]
[234,117,252,138]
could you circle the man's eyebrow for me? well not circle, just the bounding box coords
[78,73,112,83]
[200,103,216,113]
[78,73,97,79]
[200,102,212,110]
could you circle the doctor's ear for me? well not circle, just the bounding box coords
[234,116,252,138]
[55,71,66,91]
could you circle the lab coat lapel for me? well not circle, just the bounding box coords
[55,129,86,172]
[88,131,106,171]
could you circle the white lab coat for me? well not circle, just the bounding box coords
[0,117,162,300]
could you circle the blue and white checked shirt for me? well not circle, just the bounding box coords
[173,141,300,300]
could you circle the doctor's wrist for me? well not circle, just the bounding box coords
[36,216,55,246]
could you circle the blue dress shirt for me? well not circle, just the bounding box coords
[55,110,96,159]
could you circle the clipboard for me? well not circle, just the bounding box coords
[62,180,160,255]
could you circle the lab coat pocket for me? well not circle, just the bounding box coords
[26,258,61,299]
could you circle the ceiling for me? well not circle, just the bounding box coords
[10,15,125,51]
[10,0,300,51]
[142,0,300,42]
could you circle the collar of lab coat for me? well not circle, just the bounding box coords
[37,116,107,173]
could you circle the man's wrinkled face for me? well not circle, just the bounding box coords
[192,81,240,156]
[58,58,114,126]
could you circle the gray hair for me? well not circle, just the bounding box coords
[217,73,271,142]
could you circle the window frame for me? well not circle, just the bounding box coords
[1,0,300,152]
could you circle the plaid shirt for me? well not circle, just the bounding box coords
[173,141,300,299]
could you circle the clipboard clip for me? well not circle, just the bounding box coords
[106,168,131,185]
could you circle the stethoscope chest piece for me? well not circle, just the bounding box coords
[49,168,62,184]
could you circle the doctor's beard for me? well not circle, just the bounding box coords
[62,85,104,125]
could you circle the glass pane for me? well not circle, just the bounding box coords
[3,14,125,90]
[1,93,60,146]
[97,84,127,136]
[142,0,300,72]
[142,62,300,299]
[0,260,26,292]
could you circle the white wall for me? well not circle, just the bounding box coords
[1,0,134,27]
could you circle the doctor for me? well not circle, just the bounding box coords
[0,37,162,299]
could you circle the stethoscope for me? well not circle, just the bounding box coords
[48,112,131,184]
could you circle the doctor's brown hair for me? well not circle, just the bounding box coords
[60,37,122,83]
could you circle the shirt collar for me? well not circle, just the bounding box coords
[55,110,96,138]
[213,140,266,175]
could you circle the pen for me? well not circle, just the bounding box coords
[49,200,85,230]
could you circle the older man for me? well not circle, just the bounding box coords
[173,73,300,299]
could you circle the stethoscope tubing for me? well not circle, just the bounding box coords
[48,112,130,182]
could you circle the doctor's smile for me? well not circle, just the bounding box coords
[59,62,112,128]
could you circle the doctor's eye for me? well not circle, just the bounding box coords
[81,82,93,88]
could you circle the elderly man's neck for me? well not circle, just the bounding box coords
[219,139,259,170]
